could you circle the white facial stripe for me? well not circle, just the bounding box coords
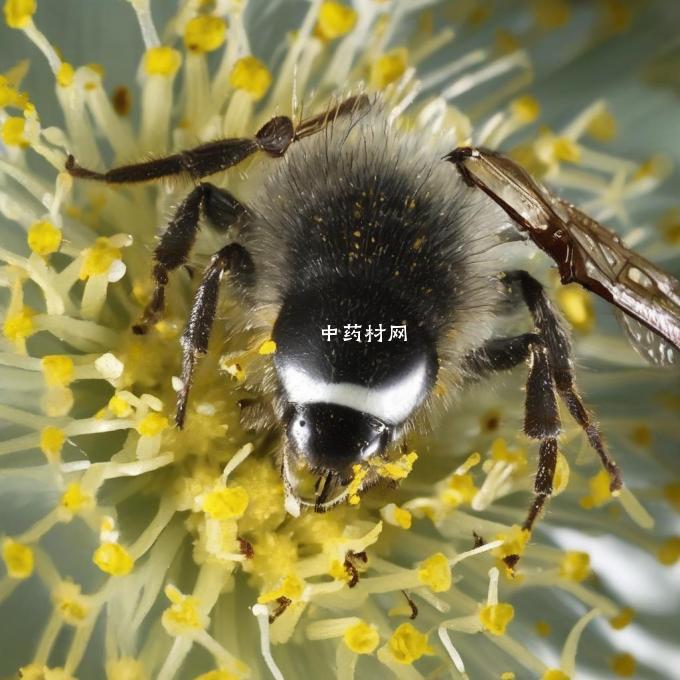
[279,361,428,424]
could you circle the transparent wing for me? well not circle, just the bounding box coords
[447,147,680,357]
[615,310,677,367]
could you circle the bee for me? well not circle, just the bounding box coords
[66,94,680,533]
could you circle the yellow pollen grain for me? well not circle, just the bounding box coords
[1,115,28,148]
[229,56,272,100]
[535,620,551,636]
[2,538,34,579]
[136,412,169,437]
[60,482,92,514]
[184,15,226,53]
[609,607,635,630]
[387,623,432,665]
[56,62,75,87]
[511,95,540,124]
[258,339,277,355]
[552,453,570,495]
[580,470,612,509]
[371,450,418,481]
[316,1,357,41]
[144,46,182,77]
[202,486,249,520]
[343,620,379,654]
[479,602,514,635]
[611,652,636,677]
[4,0,36,29]
[40,426,66,460]
[559,551,590,581]
[533,0,571,29]
[257,573,304,604]
[657,536,680,566]
[347,463,367,505]
[542,671,569,680]
[556,285,594,332]
[162,585,205,634]
[417,552,451,592]
[41,355,75,387]
[79,237,122,279]
[587,107,617,141]
[28,220,62,256]
[370,48,408,89]
[3,305,36,342]
[108,394,133,417]
[93,542,134,576]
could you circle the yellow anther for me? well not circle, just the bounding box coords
[144,46,182,77]
[18,665,76,680]
[611,652,636,677]
[2,538,34,578]
[3,305,36,342]
[184,15,227,53]
[28,220,62,256]
[535,620,551,636]
[329,559,349,582]
[202,486,249,520]
[136,412,169,437]
[393,506,412,529]
[79,237,122,279]
[501,674,516,680]
[194,672,239,680]
[495,29,521,55]
[60,482,93,515]
[257,574,303,604]
[552,137,581,163]
[106,658,148,680]
[53,581,90,625]
[40,426,66,461]
[229,56,272,100]
[657,536,680,566]
[0,76,29,109]
[459,451,481,472]
[491,438,527,469]
[343,620,379,654]
[659,208,680,245]
[41,355,75,387]
[108,394,133,418]
[533,0,571,29]
[162,584,207,634]
[441,473,477,507]
[93,542,135,576]
[556,285,594,332]
[664,482,680,513]
[587,107,617,142]
[1,115,28,147]
[56,62,75,87]
[633,154,673,181]
[602,0,633,33]
[552,453,570,495]
[258,339,277,355]
[417,552,451,592]
[559,551,590,581]
[580,470,612,509]
[388,623,432,664]
[511,95,541,124]
[316,1,357,41]
[370,48,408,89]
[4,0,36,29]
[494,525,531,571]
[479,602,514,635]
[609,607,635,630]
[542,671,569,680]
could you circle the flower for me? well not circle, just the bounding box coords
[1,1,679,679]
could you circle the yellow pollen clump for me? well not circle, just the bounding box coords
[535,620,551,636]
[56,62,75,87]
[41,355,75,387]
[343,620,380,654]
[657,536,680,566]
[53,581,90,625]
[79,237,122,279]
[556,285,594,332]
[511,95,541,123]
[346,463,368,505]
[371,450,418,480]
[417,552,452,592]
[229,56,272,100]
[4,0,36,29]
[2,538,34,578]
[611,652,636,677]
[202,486,249,520]
[542,671,569,680]
[533,0,571,29]
[1,115,28,147]
[587,107,617,141]
[93,542,135,576]
[479,602,515,635]
[3,305,36,342]
[370,48,408,89]
[552,453,570,495]
[184,15,226,53]
[387,623,433,665]
[162,584,206,634]
[27,220,62,256]
[316,1,357,41]
[136,412,169,437]
[610,607,635,630]
[580,470,612,509]
[559,551,590,581]
[108,394,133,417]
[144,46,182,76]
[40,426,66,460]
[258,339,277,355]
[257,574,304,604]
[60,482,92,515]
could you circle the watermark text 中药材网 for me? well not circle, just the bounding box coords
[321,324,407,342]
